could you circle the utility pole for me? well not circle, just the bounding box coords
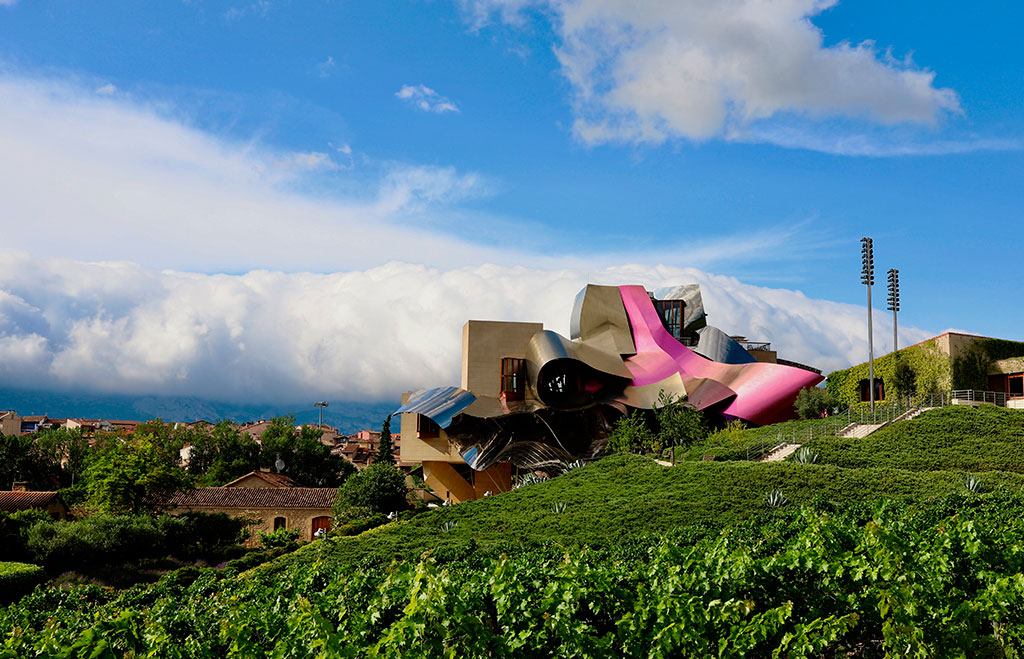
[887,269,900,354]
[314,401,329,427]
[861,238,875,413]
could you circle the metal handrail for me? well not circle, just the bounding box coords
[951,389,1012,406]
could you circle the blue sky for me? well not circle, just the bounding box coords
[0,0,1021,403]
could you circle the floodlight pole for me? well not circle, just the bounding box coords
[314,401,329,427]
[861,238,875,413]
[887,269,900,354]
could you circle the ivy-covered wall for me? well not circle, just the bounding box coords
[826,338,951,408]
[952,338,1024,390]
[827,335,1024,408]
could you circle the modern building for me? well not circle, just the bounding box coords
[397,283,823,503]
[827,331,1024,408]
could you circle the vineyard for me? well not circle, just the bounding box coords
[4,407,1024,656]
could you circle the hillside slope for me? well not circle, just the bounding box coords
[805,405,1024,472]
[259,453,1024,575]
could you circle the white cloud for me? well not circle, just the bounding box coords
[463,0,960,147]
[316,56,336,79]
[0,71,824,274]
[396,84,460,114]
[0,73,509,273]
[0,0,19,7]
[0,252,931,404]
[95,83,118,96]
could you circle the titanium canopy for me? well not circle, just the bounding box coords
[396,283,823,472]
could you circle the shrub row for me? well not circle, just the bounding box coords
[5,512,246,570]
[0,562,46,605]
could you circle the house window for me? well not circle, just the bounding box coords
[656,299,686,339]
[417,414,440,439]
[311,516,331,538]
[859,378,885,402]
[500,357,525,400]
[273,516,286,531]
[1010,374,1024,398]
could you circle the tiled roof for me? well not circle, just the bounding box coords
[222,471,298,488]
[166,487,337,509]
[0,491,62,511]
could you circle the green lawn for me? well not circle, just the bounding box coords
[804,405,1024,472]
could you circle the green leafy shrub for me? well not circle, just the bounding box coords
[334,462,408,515]
[333,514,388,537]
[0,562,46,604]
[608,410,657,454]
[21,513,245,569]
[258,528,299,548]
[794,386,835,419]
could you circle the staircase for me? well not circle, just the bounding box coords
[758,442,801,462]
[836,407,934,439]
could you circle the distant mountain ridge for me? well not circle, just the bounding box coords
[0,388,396,435]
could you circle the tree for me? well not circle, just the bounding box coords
[607,410,657,455]
[334,462,408,515]
[653,391,709,461]
[189,421,260,486]
[794,387,836,420]
[84,434,191,514]
[376,414,396,465]
[890,357,918,400]
[260,416,353,487]
[35,427,91,488]
[0,431,60,491]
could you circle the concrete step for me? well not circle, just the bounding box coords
[758,442,801,462]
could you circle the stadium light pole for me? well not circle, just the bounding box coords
[314,401,329,427]
[861,238,875,413]
[887,269,900,354]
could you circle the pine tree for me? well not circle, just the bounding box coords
[376,414,396,465]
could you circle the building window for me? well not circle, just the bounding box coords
[501,357,525,400]
[417,414,440,439]
[273,516,287,531]
[859,378,885,402]
[655,299,685,339]
[1010,374,1024,398]
[311,516,331,538]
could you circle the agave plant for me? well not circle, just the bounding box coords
[440,520,458,533]
[965,475,984,494]
[793,446,819,464]
[560,460,586,474]
[766,488,789,508]
[513,473,549,489]
[551,501,568,514]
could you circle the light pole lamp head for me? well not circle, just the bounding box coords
[886,268,900,311]
[860,237,874,285]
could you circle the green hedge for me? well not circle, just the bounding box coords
[0,562,46,604]
[21,513,246,570]
[805,405,1024,473]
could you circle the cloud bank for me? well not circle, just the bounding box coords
[0,252,931,404]
[396,84,460,113]
[464,0,960,146]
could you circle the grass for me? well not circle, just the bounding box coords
[679,416,847,461]
[256,452,1024,576]
[805,405,1024,472]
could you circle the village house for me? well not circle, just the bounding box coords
[0,482,70,519]
[165,470,334,544]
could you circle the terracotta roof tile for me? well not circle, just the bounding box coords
[222,471,298,488]
[166,487,337,509]
[0,491,61,511]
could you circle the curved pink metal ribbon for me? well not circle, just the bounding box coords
[618,285,823,426]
